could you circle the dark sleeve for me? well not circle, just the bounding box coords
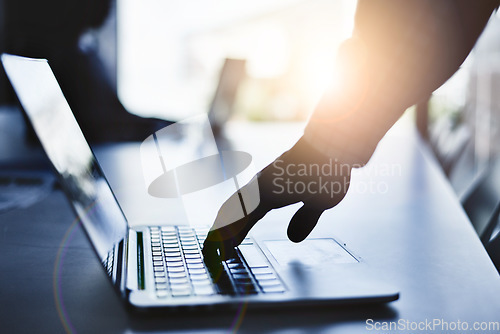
[304,0,499,165]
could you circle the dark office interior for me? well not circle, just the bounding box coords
[1,1,500,333]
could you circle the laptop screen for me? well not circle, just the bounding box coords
[2,54,128,264]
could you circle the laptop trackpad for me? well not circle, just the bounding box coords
[264,239,358,266]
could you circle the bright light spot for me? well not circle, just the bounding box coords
[246,25,289,79]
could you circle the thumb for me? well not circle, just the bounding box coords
[287,202,325,243]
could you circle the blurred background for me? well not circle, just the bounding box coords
[116,0,356,121]
[0,0,357,121]
[1,0,500,248]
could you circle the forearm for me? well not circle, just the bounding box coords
[304,0,498,166]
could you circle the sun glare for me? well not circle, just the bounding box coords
[118,0,356,121]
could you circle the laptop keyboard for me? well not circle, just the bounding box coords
[149,226,285,299]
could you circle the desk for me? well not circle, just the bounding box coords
[1,119,500,334]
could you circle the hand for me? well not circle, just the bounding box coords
[202,137,351,261]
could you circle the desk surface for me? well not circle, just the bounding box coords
[1,118,500,334]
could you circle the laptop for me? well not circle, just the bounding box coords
[1,54,398,310]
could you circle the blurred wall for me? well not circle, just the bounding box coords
[0,0,8,105]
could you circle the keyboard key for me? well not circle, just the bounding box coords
[250,267,272,275]
[164,248,181,253]
[161,226,176,232]
[212,273,235,295]
[180,241,197,246]
[156,283,167,290]
[183,249,199,254]
[232,273,251,280]
[164,252,182,258]
[155,277,167,284]
[165,256,182,262]
[182,245,199,250]
[189,269,208,281]
[168,272,187,278]
[153,265,165,272]
[163,242,178,247]
[234,277,253,284]
[154,271,166,277]
[166,262,184,268]
[194,286,215,296]
[254,273,277,281]
[153,262,164,269]
[237,285,258,295]
[225,258,241,264]
[187,263,204,269]
[191,279,211,286]
[234,279,255,287]
[258,279,281,287]
[227,263,245,270]
[162,237,178,243]
[170,283,191,290]
[185,258,203,264]
[229,268,248,275]
[262,286,285,293]
[157,290,169,298]
[167,267,186,273]
[170,277,189,285]
[171,289,191,297]
[188,266,207,275]
[216,285,236,295]
[185,254,201,259]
